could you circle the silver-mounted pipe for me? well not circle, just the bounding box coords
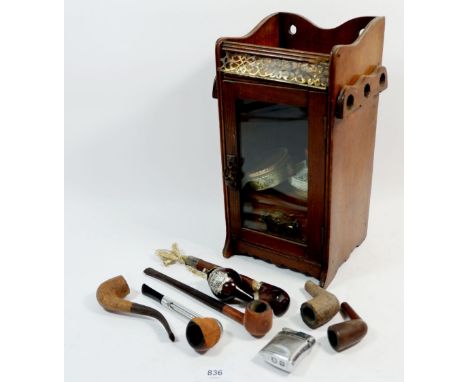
[161,296,200,320]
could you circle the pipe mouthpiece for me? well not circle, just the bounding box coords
[243,300,273,338]
[141,283,164,303]
[327,302,367,352]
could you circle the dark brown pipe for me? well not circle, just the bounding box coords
[96,275,175,341]
[238,274,290,317]
[300,280,339,329]
[144,268,273,338]
[206,267,253,302]
[327,302,367,352]
[191,257,290,317]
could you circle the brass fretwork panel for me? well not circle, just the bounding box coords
[219,51,329,90]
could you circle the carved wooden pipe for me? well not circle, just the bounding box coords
[141,283,222,353]
[184,256,290,317]
[96,275,175,341]
[144,268,273,338]
[300,280,340,329]
[327,302,368,352]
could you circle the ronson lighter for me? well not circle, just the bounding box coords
[259,328,315,372]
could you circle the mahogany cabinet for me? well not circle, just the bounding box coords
[213,13,388,287]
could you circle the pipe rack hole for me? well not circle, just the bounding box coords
[380,72,386,86]
[346,94,354,109]
[364,83,371,97]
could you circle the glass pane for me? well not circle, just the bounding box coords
[238,99,308,243]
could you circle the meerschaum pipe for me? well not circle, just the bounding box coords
[327,302,368,352]
[142,283,222,353]
[96,275,175,341]
[300,281,339,329]
[144,268,273,338]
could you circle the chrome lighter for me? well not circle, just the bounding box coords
[259,328,315,372]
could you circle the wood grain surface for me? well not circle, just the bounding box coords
[214,13,387,287]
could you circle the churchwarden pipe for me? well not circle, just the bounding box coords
[141,284,222,353]
[155,244,290,316]
[300,280,340,329]
[144,267,273,337]
[96,275,175,341]
[327,302,368,352]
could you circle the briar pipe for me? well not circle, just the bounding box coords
[96,275,175,341]
[144,267,273,338]
[142,284,222,353]
[327,302,368,352]
[236,273,290,317]
[155,244,290,316]
[300,281,340,329]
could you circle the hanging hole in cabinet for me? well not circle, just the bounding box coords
[289,25,297,35]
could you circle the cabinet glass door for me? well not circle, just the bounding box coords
[238,99,308,243]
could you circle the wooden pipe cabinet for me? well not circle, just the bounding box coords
[213,13,388,287]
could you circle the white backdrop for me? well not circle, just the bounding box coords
[65,1,403,381]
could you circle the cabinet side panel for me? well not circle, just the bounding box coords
[328,17,385,103]
[325,101,379,285]
[322,17,385,287]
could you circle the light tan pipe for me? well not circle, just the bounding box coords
[300,281,339,329]
[141,283,223,353]
[96,275,175,341]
